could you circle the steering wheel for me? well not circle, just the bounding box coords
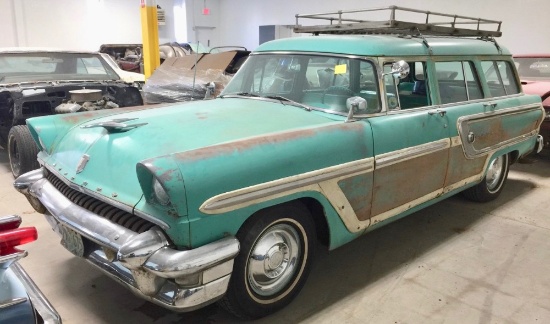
[322,86,354,103]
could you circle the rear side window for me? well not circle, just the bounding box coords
[481,61,520,97]
[435,61,483,104]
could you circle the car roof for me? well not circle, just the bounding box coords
[255,35,510,57]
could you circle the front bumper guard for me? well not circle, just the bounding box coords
[14,168,240,312]
[535,134,544,153]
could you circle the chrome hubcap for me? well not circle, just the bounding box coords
[486,155,504,192]
[247,223,301,297]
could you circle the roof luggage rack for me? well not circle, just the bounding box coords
[294,6,502,37]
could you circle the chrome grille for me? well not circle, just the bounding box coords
[46,172,155,233]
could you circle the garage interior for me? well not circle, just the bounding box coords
[2,0,550,323]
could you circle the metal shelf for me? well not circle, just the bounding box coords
[294,6,502,37]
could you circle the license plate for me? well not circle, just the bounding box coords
[60,225,86,257]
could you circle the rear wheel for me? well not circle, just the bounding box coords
[219,202,316,319]
[8,125,40,178]
[463,153,509,202]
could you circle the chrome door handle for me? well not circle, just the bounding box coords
[483,102,497,109]
[467,131,476,143]
[428,109,446,117]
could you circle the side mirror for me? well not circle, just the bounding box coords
[345,96,368,122]
[346,96,368,111]
[391,60,410,79]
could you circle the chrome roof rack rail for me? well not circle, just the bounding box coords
[294,6,502,37]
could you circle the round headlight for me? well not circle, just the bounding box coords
[152,178,170,206]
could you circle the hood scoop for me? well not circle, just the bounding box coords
[81,117,148,133]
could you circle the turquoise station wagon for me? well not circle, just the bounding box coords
[13,6,545,320]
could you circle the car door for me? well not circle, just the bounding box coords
[367,60,451,225]
[439,59,543,190]
[432,60,491,188]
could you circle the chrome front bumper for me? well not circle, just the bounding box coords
[14,168,240,312]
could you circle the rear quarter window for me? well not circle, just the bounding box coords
[481,61,520,97]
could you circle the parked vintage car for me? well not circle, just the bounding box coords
[514,54,550,147]
[99,43,191,73]
[12,7,545,320]
[99,53,145,88]
[0,48,144,178]
[142,48,250,104]
[0,215,61,323]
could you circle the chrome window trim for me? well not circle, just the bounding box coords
[244,52,384,117]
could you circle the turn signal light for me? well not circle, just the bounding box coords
[0,227,38,256]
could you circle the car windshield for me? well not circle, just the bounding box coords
[221,54,382,115]
[515,57,550,81]
[0,52,120,84]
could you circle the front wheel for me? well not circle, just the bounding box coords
[462,153,509,202]
[219,202,316,319]
[8,125,40,178]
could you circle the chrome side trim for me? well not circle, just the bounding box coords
[0,251,27,268]
[375,138,450,168]
[200,158,375,214]
[10,262,62,324]
[457,103,544,158]
[0,297,27,309]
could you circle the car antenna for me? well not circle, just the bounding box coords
[192,41,201,98]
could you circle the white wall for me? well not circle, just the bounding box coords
[218,0,550,55]
[0,0,177,51]
[0,0,548,55]
[185,0,220,47]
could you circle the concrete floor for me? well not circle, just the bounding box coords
[2,149,550,324]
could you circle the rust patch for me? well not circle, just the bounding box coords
[174,122,366,162]
[195,112,208,120]
[469,112,542,151]
[59,105,152,125]
[338,174,373,221]
[158,169,179,182]
[371,149,447,216]
[445,146,485,187]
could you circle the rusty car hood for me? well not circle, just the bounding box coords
[27,98,341,210]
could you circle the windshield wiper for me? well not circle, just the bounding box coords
[219,92,260,98]
[264,95,312,111]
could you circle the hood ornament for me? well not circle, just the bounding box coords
[81,118,147,133]
[76,154,90,174]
